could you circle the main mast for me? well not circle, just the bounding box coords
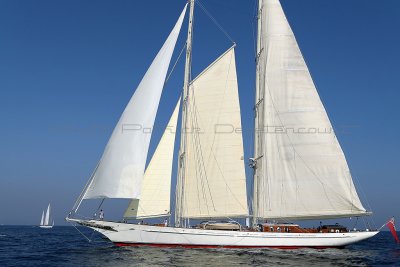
[175,0,195,228]
[252,0,264,227]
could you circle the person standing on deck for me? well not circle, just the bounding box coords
[99,210,104,221]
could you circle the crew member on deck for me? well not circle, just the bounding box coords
[99,210,104,221]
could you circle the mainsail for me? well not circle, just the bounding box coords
[253,0,367,220]
[45,204,51,225]
[82,5,187,200]
[178,47,248,219]
[124,98,181,219]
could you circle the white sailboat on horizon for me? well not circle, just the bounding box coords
[40,204,54,229]
[67,0,378,248]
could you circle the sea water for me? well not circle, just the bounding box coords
[0,226,399,266]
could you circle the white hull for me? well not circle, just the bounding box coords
[69,219,378,249]
[39,225,53,229]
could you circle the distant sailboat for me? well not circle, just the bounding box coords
[67,0,378,248]
[40,204,54,229]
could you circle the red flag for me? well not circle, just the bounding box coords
[386,218,400,244]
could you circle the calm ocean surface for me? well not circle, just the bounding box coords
[0,226,399,266]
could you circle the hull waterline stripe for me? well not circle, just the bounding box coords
[113,242,344,249]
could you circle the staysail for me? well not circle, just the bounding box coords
[253,0,367,220]
[179,47,248,219]
[40,211,44,226]
[82,5,187,200]
[124,98,181,219]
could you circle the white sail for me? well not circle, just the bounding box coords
[254,0,367,220]
[124,98,181,219]
[180,47,248,219]
[40,211,44,226]
[45,204,50,226]
[83,5,187,199]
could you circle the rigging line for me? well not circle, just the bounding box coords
[70,222,92,242]
[362,216,369,230]
[251,0,258,58]
[352,170,373,211]
[175,116,183,224]
[264,30,345,207]
[257,99,265,215]
[351,171,376,227]
[192,89,217,213]
[165,42,187,84]
[196,0,235,44]
[186,98,207,215]
[70,160,101,214]
[191,97,213,215]
[70,211,96,220]
[175,152,184,222]
[259,12,357,211]
[95,198,105,214]
[263,66,349,209]
[249,0,258,210]
[189,105,206,214]
[70,222,106,243]
[190,85,216,212]
[210,151,248,212]
[261,20,268,214]
[186,100,199,213]
[203,52,248,212]
[207,49,233,165]
[253,1,266,219]
[352,216,359,230]
[88,227,98,242]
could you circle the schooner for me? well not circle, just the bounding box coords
[40,203,54,229]
[67,0,378,248]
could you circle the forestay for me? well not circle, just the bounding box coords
[83,5,187,199]
[124,99,181,219]
[181,47,248,219]
[255,0,367,220]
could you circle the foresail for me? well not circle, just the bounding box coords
[255,0,366,220]
[124,98,181,219]
[180,47,248,219]
[83,5,187,199]
[40,211,44,226]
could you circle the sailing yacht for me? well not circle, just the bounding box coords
[67,0,378,248]
[40,204,54,229]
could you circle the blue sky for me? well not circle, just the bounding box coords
[0,0,399,226]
